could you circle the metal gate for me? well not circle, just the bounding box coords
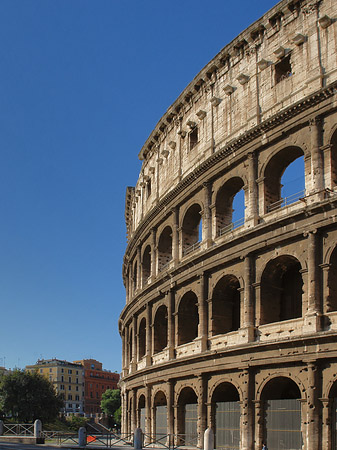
[265,398,302,450]
[156,405,168,435]
[185,403,198,446]
[215,401,240,450]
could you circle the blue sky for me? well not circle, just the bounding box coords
[0,0,279,372]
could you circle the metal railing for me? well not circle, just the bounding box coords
[218,217,245,236]
[183,241,201,257]
[2,423,34,436]
[267,189,306,213]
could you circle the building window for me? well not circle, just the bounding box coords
[76,386,79,391]
[61,376,64,382]
[40,369,43,374]
[68,369,72,374]
[76,378,79,384]
[49,368,52,373]
[75,395,79,401]
[69,377,71,383]
[275,55,292,84]
[68,394,72,400]
[60,385,65,390]
[76,404,79,409]
[61,368,64,373]
[68,385,71,391]
[96,392,99,398]
[90,392,93,398]
[189,127,198,150]
[68,403,72,409]
[91,364,95,369]
[76,370,78,375]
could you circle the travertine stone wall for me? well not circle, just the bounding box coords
[120,1,337,449]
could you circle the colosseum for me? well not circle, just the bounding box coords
[119,0,337,449]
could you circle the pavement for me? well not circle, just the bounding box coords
[0,443,134,450]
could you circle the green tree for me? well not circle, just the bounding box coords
[0,369,63,422]
[100,389,121,417]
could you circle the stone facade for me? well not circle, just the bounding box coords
[119,0,337,449]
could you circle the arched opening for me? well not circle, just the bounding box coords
[178,291,199,345]
[260,256,303,325]
[142,245,151,285]
[264,147,305,213]
[153,305,168,353]
[138,318,146,359]
[215,177,245,236]
[327,247,337,312]
[331,130,337,189]
[138,395,146,431]
[154,391,167,437]
[261,377,302,450]
[158,226,173,271]
[182,204,202,256]
[133,261,138,293]
[212,275,240,335]
[128,327,133,364]
[329,380,337,449]
[177,387,198,446]
[211,383,240,450]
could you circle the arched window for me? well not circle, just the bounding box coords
[133,261,138,293]
[154,391,167,436]
[260,256,303,325]
[264,147,305,213]
[330,130,337,189]
[158,226,173,271]
[212,275,240,335]
[178,291,199,345]
[138,318,146,359]
[182,204,202,256]
[215,177,245,236]
[261,377,302,450]
[177,387,198,446]
[153,305,168,353]
[327,247,337,312]
[142,245,151,285]
[138,395,146,431]
[211,383,240,450]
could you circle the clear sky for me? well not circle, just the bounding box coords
[0,0,279,372]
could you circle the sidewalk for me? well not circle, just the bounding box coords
[0,443,134,450]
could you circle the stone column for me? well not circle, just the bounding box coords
[320,398,330,450]
[253,283,261,326]
[309,118,324,200]
[239,255,255,342]
[240,369,252,450]
[198,272,208,352]
[167,289,175,359]
[168,380,175,439]
[253,400,263,450]
[203,182,213,248]
[146,385,152,441]
[306,362,320,450]
[132,389,137,432]
[305,231,322,332]
[197,375,207,448]
[246,152,259,226]
[320,263,331,313]
[151,228,157,278]
[145,303,152,366]
[137,245,142,291]
[172,207,179,265]
[130,316,137,373]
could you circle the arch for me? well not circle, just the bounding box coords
[263,146,305,213]
[329,379,337,450]
[138,394,146,431]
[133,261,138,293]
[260,377,302,450]
[153,390,167,436]
[211,382,240,450]
[327,246,337,312]
[215,177,245,235]
[260,255,303,325]
[211,275,241,335]
[331,129,337,188]
[128,327,133,364]
[138,317,146,359]
[177,387,198,445]
[142,245,151,285]
[178,291,199,345]
[181,203,202,256]
[153,305,168,353]
[158,226,173,271]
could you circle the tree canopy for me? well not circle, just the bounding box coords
[0,370,63,422]
[100,389,121,425]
